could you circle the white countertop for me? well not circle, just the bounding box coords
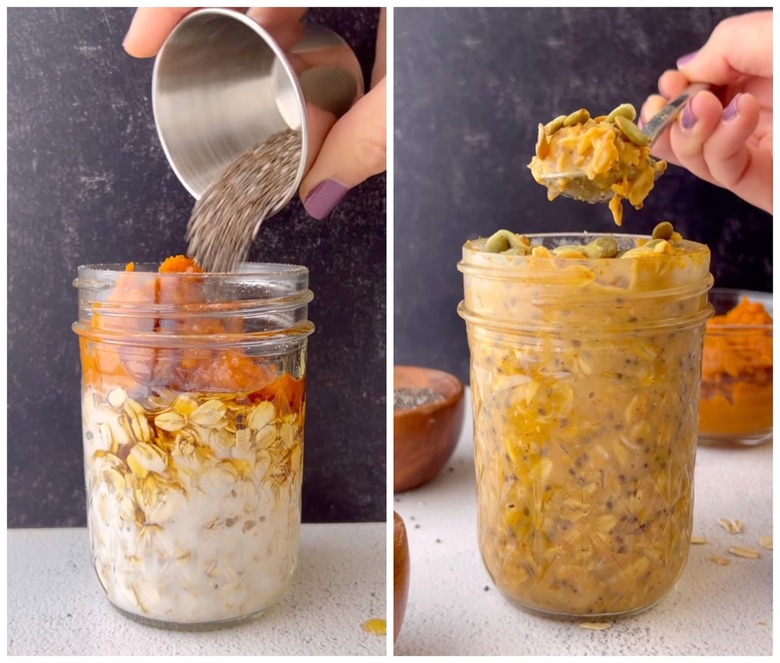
[8,523,387,656]
[394,390,773,656]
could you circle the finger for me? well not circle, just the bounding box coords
[667,90,725,184]
[676,10,772,83]
[657,69,689,99]
[702,93,765,194]
[640,94,676,164]
[301,77,386,219]
[372,8,387,86]
[123,7,196,58]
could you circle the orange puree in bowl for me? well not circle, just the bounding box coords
[700,297,772,437]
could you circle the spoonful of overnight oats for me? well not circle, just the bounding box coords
[528,84,708,225]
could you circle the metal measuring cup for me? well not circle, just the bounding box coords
[152,8,364,200]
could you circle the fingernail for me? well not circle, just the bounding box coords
[636,116,645,130]
[680,102,697,131]
[722,93,742,122]
[676,50,699,68]
[303,179,350,220]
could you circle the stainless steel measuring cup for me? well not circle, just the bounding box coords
[152,8,364,200]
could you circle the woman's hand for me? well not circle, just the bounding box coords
[640,10,772,214]
[124,7,386,220]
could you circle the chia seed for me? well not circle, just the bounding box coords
[394,387,445,411]
[186,129,302,273]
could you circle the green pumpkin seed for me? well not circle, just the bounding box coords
[504,246,531,256]
[583,236,619,259]
[651,221,674,240]
[544,114,567,135]
[606,103,637,123]
[485,230,527,253]
[614,115,651,146]
[563,108,591,127]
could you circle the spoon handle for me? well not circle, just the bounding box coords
[642,83,710,144]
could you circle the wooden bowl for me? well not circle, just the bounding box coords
[393,511,410,641]
[394,365,465,492]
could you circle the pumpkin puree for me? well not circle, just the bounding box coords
[81,256,301,400]
[700,297,772,436]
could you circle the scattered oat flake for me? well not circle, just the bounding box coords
[711,555,731,566]
[361,618,387,636]
[690,534,708,545]
[757,620,767,626]
[728,546,761,559]
[579,622,612,631]
[759,536,773,550]
[718,518,745,534]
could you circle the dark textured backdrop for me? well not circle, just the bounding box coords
[8,7,386,526]
[394,7,772,383]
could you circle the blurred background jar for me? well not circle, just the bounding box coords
[698,288,772,446]
[458,233,713,617]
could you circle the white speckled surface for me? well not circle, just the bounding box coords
[8,523,386,656]
[394,390,772,656]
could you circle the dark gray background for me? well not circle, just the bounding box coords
[8,7,386,526]
[395,7,772,383]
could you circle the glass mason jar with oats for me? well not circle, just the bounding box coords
[458,232,713,618]
[73,258,313,629]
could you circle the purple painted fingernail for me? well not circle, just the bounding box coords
[303,179,350,220]
[680,102,697,131]
[676,50,699,68]
[722,93,742,122]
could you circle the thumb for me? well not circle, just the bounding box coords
[676,10,772,84]
[301,77,386,220]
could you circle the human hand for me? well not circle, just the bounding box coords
[639,10,772,214]
[123,7,386,220]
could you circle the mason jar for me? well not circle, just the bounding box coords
[458,233,713,618]
[73,262,313,629]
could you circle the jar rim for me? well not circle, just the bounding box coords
[75,261,308,280]
[459,233,710,279]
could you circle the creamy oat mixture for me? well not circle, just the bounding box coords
[82,384,303,624]
[459,230,712,616]
[77,257,308,625]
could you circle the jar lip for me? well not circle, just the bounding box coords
[460,232,710,272]
[76,262,308,278]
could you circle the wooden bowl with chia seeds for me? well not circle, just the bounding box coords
[394,365,465,492]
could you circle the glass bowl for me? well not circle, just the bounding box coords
[699,288,773,446]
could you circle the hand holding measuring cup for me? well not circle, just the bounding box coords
[124,7,387,220]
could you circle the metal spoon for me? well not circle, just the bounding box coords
[537,83,709,204]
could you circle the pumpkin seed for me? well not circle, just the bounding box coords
[583,236,618,259]
[544,114,567,135]
[504,246,530,256]
[614,115,651,146]
[485,230,527,253]
[563,108,590,127]
[606,103,637,123]
[651,221,674,240]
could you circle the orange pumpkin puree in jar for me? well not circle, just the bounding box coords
[699,297,772,438]
[81,255,300,398]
